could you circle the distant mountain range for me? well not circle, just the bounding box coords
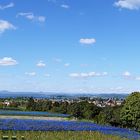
[0,91,128,99]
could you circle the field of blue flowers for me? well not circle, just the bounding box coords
[0,119,139,140]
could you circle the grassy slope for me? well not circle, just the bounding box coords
[0,131,128,140]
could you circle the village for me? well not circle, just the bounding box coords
[0,96,124,109]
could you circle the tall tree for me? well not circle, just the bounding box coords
[120,92,140,131]
[26,97,36,111]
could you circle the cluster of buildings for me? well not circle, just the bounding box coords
[91,99,123,107]
[2,100,11,106]
[2,97,124,108]
[49,98,124,108]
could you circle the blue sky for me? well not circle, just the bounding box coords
[0,0,140,93]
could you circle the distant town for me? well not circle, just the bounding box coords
[0,91,126,109]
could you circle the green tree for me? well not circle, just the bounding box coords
[83,103,100,120]
[68,101,100,119]
[120,92,140,131]
[26,97,36,111]
[95,106,122,126]
[59,101,69,114]
[68,102,83,119]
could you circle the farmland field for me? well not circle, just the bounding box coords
[0,119,139,140]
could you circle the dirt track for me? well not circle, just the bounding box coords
[0,115,70,121]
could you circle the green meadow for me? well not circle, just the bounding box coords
[0,131,127,140]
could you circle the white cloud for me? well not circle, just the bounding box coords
[37,16,46,22]
[0,57,18,66]
[116,86,123,90]
[80,64,89,67]
[45,73,51,77]
[37,61,46,67]
[54,58,62,63]
[80,38,96,45]
[25,72,36,76]
[110,86,124,92]
[122,71,140,81]
[102,72,108,76]
[69,71,108,78]
[122,71,131,77]
[64,63,70,67]
[61,4,70,9]
[135,77,140,80]
[0,2,14,10]
[69,73,80,78]
[114,0,140,10]
[0,20,16,33]
[48,0,56,3]
[17,13,46,23]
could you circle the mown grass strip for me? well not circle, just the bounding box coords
[0,131,128,140]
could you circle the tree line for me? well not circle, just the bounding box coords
[26,92,140,132]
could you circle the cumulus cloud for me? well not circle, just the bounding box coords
[64,63,70,67]
[17,12,46,23]
[69,73,80,78]
[37,61,46,67]
[37,16,46,22]
[25,72,36,76]
[0,2,14,10]
[69,71,108,78]
[122,71,131,77]
[114,0,140,10]
[61,4,70,9]
[135,77,140,80]
[0,20,16,33]
[122,71,140,81]
[0,57,18,66]
[80,38,96,45]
